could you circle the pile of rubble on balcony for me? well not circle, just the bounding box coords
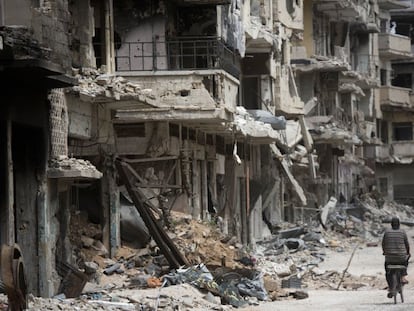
[47,156,103,179]
[8,191,414,310]
[70,67,156,104]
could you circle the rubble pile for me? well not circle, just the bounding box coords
[23,194,414,310]
[49,156,102,174]
[170,213,240,267]
[71,68,155,103]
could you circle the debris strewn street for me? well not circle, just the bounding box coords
[4,195,410,310]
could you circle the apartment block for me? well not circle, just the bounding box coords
[375,0,414,204]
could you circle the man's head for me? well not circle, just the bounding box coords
[391,216,400,230]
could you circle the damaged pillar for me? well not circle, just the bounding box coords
[38,172,54,297]
[101,153,120,257]
[0,0,4,26]
[104,0,115,73]
[192,158,201,220]
[201,160,208,220]
[5,114,14,245]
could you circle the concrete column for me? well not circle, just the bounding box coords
[191,158,201,220]
[38,177,53,297]
[201,160,208,220]
[0,0,4,26]
[101,154,120,257]
[105,0,115,73]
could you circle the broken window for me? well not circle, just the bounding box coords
[392,122,413,141]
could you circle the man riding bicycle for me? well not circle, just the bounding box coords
[382,217,410,298]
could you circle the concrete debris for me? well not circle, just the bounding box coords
[276,120,303,151]
[71,68,156,104]
[341,71,379,88]
[26,195,414,310]
[246,109,286,130]
[292,57,351,73]
[234,107,280,141]
[48,156,103,179]
[308,122,362,145]
[339,83,365,96]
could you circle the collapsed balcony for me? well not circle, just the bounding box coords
[114,36,240,78]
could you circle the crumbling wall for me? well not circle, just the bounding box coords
[31,0,72,70]
[113,0,167,72]
[49,89,68,158]
[127,75,218,109]
[66,95,93,140]
[273,0,303,30]
[69,0,96,68]
[219,3,245,56]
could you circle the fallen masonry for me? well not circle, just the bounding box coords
[6,193,414,310]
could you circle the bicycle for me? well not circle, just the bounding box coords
[386,264,406,304]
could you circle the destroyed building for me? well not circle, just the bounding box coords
[374,1,414,205]
[0,0,413,300]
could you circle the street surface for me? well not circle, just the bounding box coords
[241,227,414,310]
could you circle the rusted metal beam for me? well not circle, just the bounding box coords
[116,159,188,268]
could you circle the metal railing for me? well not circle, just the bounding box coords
[115,36,240,78]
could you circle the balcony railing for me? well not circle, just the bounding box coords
[115,36,240,78]
[378,33,412,60]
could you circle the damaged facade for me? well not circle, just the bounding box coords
[374,1,414,205]
[0,0,413,300]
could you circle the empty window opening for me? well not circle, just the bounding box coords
[392,73,412,89]
[242,77,260,109]
[392,122,413,141]
[380,69,387,86]
[379,119,388,143]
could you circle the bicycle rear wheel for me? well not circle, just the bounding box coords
[392,273,398,304]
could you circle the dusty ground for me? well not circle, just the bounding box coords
[240,226,414,310]
[16,203,414,310]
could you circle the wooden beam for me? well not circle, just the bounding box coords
[122,156,178,163]
[134,184,181,189]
